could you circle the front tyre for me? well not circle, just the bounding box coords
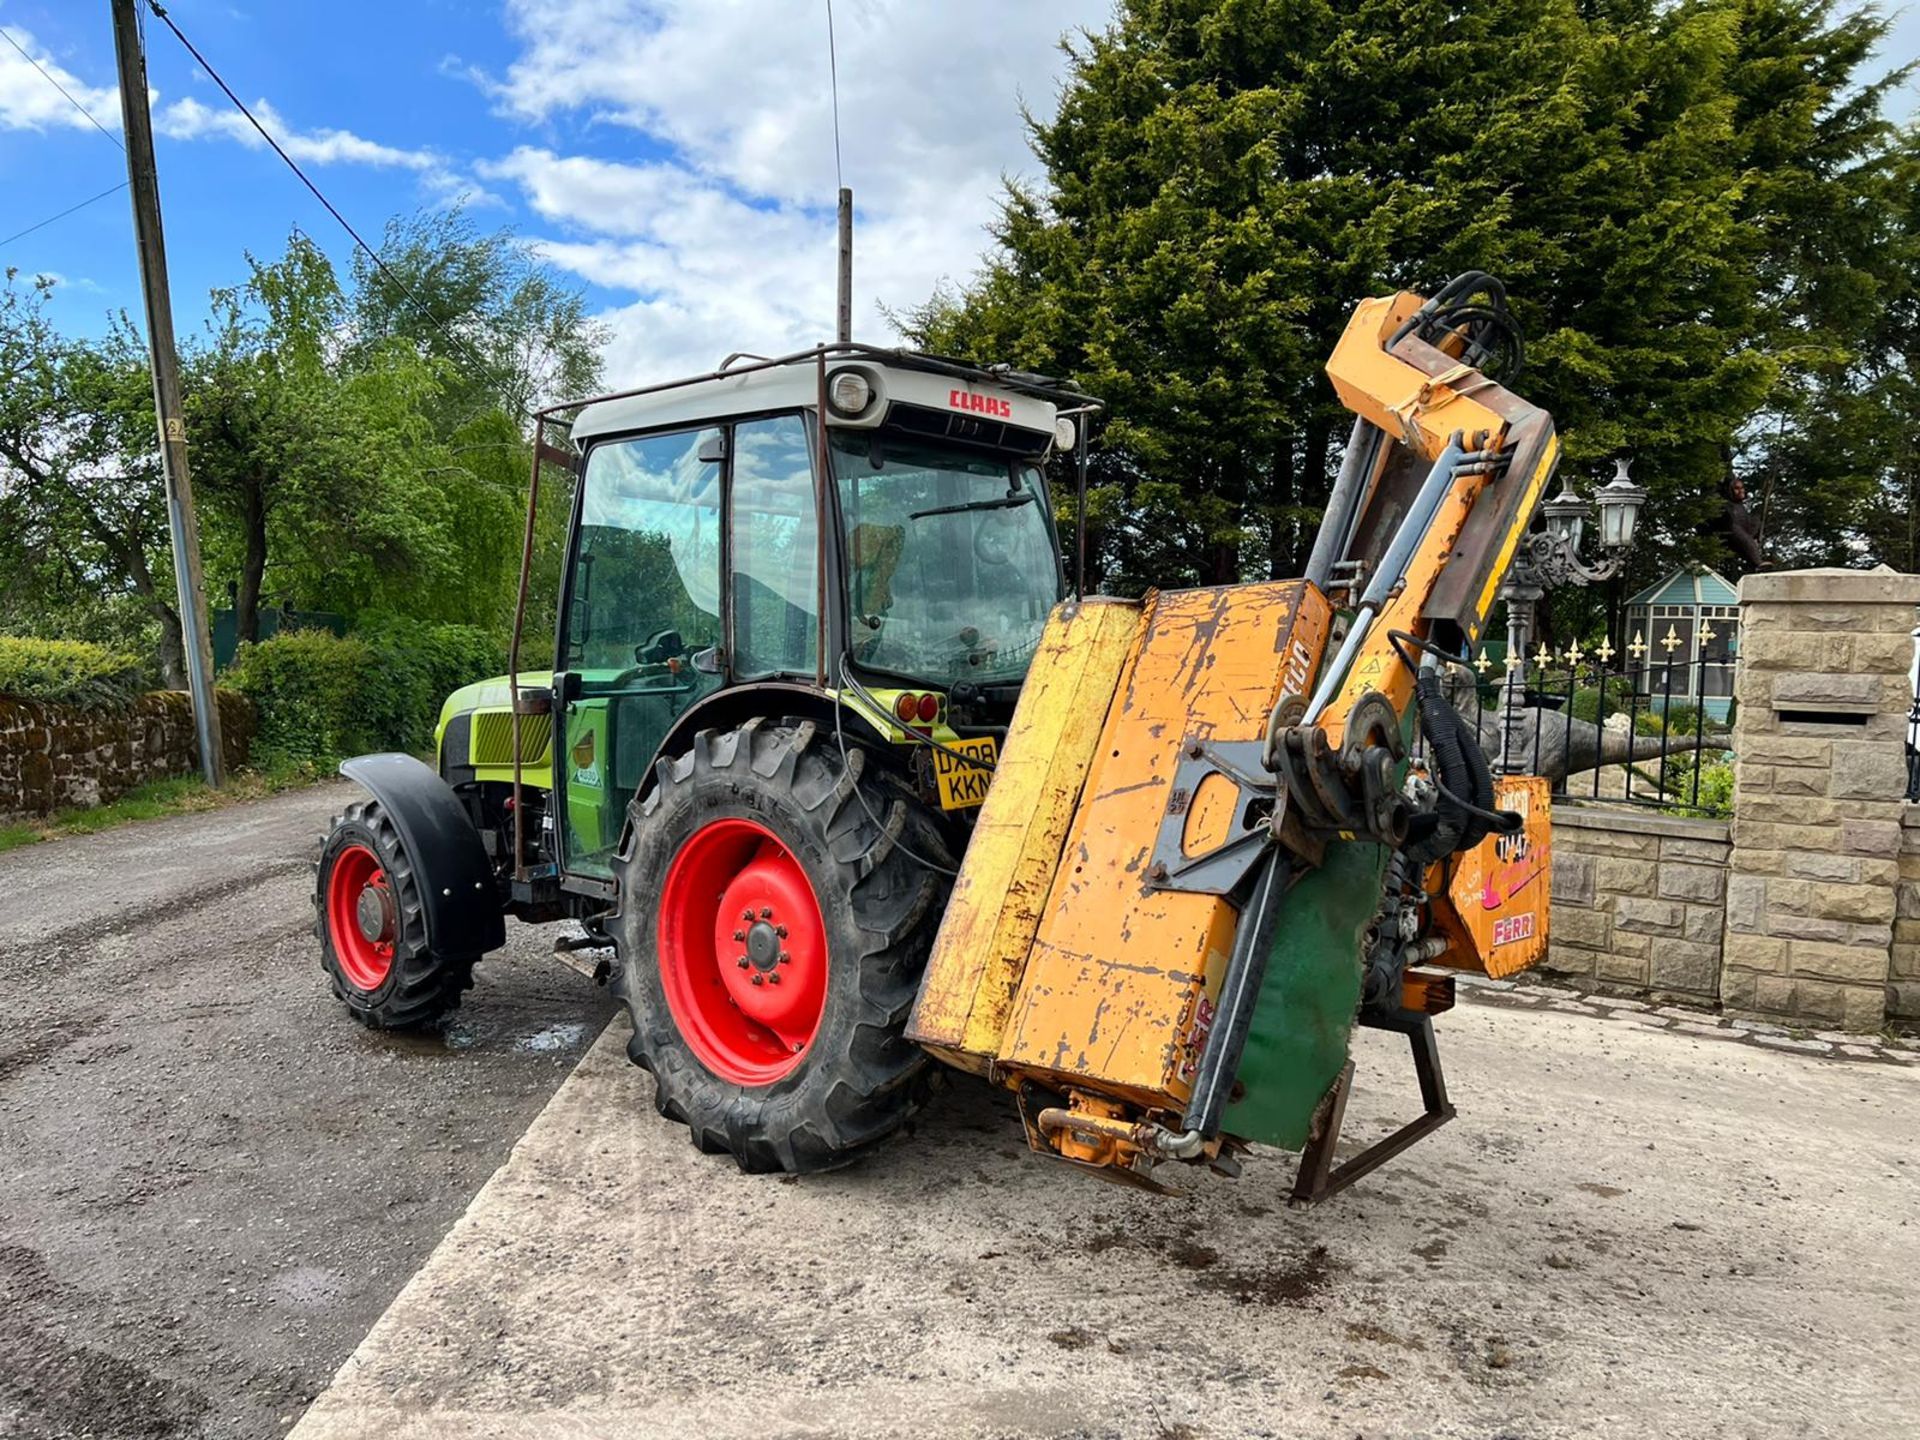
[613,718,950,1173]
[316,798,476,1029]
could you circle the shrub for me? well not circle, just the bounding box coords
[227,619,505,767]
[0,635,146,706]
[356,616,507,753]
[1660,748,1734,819]
[1569,683,1631,724]
[226,630,377,767]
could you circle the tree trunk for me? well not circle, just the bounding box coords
[121,536,187,689]
[1301,413,1329,579]
[150,600,186,690]
[1268,432,1296,580]
[236,477,267,644]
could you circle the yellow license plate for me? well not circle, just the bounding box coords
[933,735,998,810]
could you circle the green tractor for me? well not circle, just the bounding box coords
[315,347,1091,1171]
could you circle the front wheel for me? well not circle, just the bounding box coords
[316,798,476,1029]
[612,718,951,1173]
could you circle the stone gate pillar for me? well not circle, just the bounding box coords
[1720,567,1920,1030]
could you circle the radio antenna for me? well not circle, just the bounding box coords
[827,0,851,342]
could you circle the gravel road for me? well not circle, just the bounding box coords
[0,782,617,1439]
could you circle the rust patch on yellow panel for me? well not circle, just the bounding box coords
[1426,776,1551,978]
[998,582,1332,1108]
[907,597,1143,1073]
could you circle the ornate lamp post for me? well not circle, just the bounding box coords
[1496,458,1648,772]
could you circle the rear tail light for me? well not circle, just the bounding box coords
[916,693,940,723]
[894,692,919,722]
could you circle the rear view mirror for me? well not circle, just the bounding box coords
[638,629,686,664]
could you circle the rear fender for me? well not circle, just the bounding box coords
[339,753,508,957]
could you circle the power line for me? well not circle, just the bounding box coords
[0,180,131,250]
[825,0,843,192]
[1,25,125,150]
[140,1,504,384]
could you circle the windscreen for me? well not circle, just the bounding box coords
[832,431,1061,687]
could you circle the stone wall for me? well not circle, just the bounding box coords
[1895,811,1920,1027]
[1719,568,1920,1031]
[0,690,253,819]
[1545,805,1729,1003]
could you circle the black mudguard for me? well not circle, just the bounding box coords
[338,753,507,957]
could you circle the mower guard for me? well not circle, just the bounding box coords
[339,753,507,957]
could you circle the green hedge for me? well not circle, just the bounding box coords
[0,635,146,706]
[228,619,505,767]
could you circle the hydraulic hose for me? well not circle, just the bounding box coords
[1406,668,1501,865]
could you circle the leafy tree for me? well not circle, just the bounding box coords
[0,273,184,683]
[348,207,606,424]
[907,0,1915,595]
[2,207,607,684]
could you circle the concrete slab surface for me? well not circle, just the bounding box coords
[290,998,1919,1439]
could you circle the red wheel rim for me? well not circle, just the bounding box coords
[327,843,395,992]
[657,818,829,1086]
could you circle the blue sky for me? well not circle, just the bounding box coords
[0,0,1114,379]
[1,0,1915,386]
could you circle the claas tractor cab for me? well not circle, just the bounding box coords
[316,275,1562,1200]
[317,346,1090,1161]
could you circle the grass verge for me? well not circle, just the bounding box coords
[0,762,327,855]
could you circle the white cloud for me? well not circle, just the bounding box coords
[0,25,472,197]
[155,94,441,172]
[480,0,1114,381]
[0,26,119,135]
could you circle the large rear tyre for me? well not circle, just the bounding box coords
[316,798,476,1029]
[612,718,950,1173]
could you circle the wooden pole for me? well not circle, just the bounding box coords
[111,0,223,785]
[836,187,853,343]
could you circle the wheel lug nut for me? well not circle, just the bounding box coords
[760,907,773,919]
[741,909,755,922]
[775,925,788,938]
[767,973,781,985]
[732,929,746,941]
[778,952,791,965]
[750,974,765,986]
[736,956,750,969]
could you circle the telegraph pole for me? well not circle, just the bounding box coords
[111,0,223,785]
[836,187,853,342]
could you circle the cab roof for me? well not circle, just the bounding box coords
[566,344,1097,457]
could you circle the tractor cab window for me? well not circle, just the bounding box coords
[568,429,723,669]
[730,414,820,679]
[561,428,725,878]
[832,433,1061,687]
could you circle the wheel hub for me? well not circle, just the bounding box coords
[745,919,781,972]
[356,883,394,944]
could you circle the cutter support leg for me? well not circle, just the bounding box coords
[1288,1010,1455,1208]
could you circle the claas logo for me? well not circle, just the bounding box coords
[948,388,1012,418]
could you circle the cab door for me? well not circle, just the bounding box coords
[554,426,725,881]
